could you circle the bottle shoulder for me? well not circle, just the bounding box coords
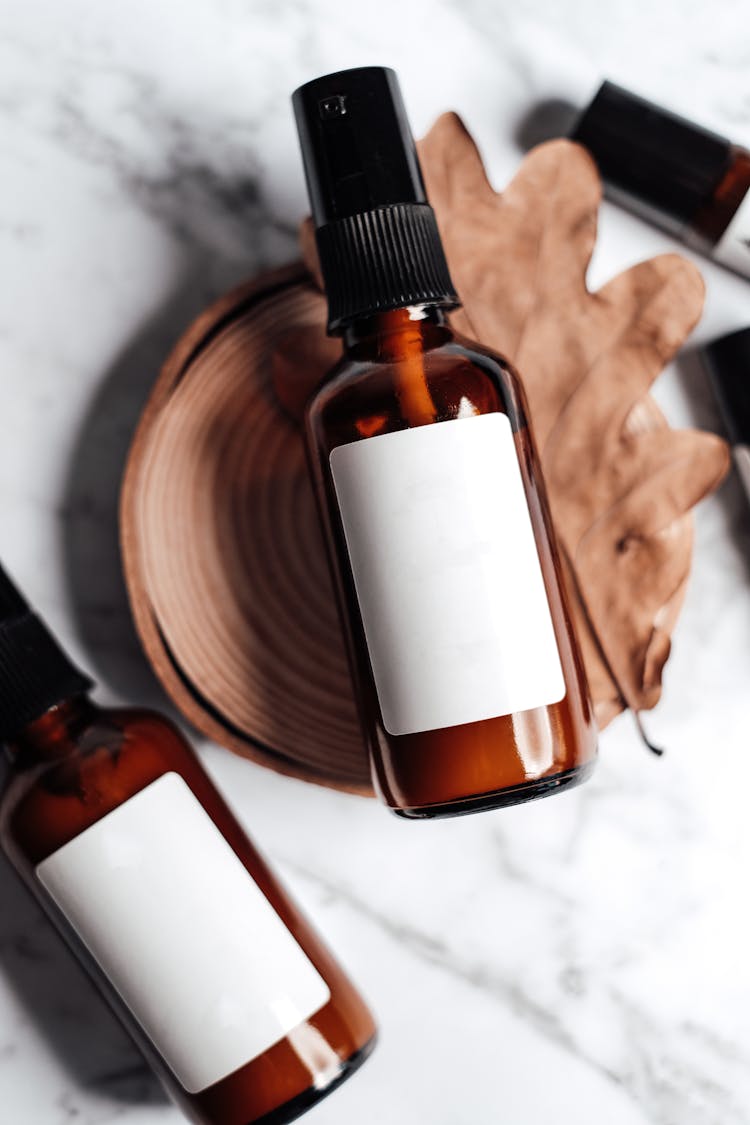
[306,331,527,446]
[0,705,196,865]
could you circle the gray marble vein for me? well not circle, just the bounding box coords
[2,1,750,1123]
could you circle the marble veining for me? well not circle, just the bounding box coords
[3,1,750,1122]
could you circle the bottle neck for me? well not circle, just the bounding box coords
[342,304,452,360]
[5,694,96,764]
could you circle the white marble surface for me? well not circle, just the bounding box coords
[2,1,750,1123]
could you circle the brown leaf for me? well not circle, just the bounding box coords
[275,115,730,729]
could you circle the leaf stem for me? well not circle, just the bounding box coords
[633,711,665,756]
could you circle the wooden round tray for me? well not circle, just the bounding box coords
[120,264,372,793]
[121,126,730,791]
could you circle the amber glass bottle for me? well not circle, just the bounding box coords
[0,565,375,1124]
[293,68,597,818]
[573,81,750,278]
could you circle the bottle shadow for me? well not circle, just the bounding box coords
[513,98,579,151]
[58,253,251,711]
[0,254,266,1108]
[0,819,166,1104]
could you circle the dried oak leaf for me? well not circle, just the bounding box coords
[273,114,729,732]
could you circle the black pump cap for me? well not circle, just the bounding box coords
[701,327,750,446]
[292,67,459,332]
[572,81,733,236]
[0,562,93,743]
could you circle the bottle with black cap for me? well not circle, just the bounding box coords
[702,327,750,499]
[293,66,596,819]
[0,562,375,1123]
[572,81,750,277]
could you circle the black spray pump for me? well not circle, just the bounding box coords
[0,563,92,743]
[292,67,458,332]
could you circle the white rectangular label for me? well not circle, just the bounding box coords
[330,413,565,735]
[713,189,750,277]
[37,773,330,1094]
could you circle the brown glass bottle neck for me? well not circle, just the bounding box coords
[341,305,452,360]
[689,145,750,247]
[5,695,97,764]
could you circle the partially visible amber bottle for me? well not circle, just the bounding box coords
[293,67,597,819]
[573,81,750,277]
[0,563,375,1123]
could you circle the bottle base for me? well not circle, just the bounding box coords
[389,760,596,820]
[249,1036,377,1125]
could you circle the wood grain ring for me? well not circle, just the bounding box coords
[120,264,372,793]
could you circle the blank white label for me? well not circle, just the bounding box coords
[37,773,330,1093]
[713,189,750,277]
[330,413,565,735]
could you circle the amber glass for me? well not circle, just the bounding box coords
[689,145,750,251]
[0,697,375,1125]
[306,307,597,818]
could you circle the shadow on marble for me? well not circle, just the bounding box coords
[3,262,274,1108]
[673,345,750,578]
[59,256,252,711]
[0,835,166,1104]
[514,99,579,151]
